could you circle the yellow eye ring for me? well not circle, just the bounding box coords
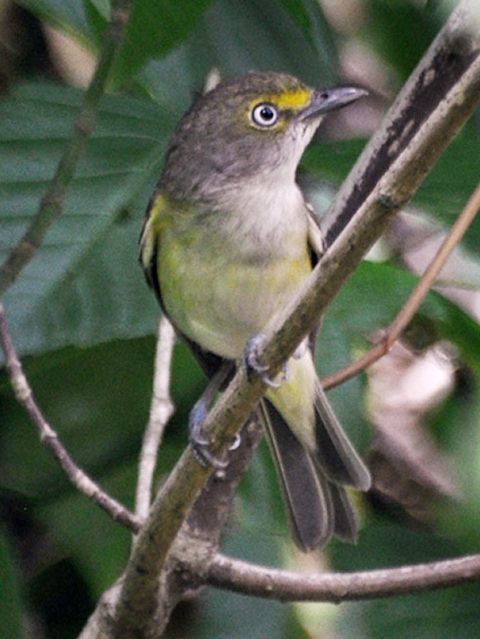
[251,103,279,128]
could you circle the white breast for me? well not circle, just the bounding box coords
[217,173,309,259]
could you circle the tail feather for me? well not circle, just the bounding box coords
[314,381,371,491]
[259,401,333,551]
[260,381,370,550]
[257,350,370,551]
[328,482,358,543]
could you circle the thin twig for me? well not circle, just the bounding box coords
[0,303,141,532]
[135,316,176,520]
[208,552,480,602]
[322,182,480,390]
[0,0,131,297]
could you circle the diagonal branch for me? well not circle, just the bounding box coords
[0,0,132,298]
[112,2,480,636]
[322,181,480,390]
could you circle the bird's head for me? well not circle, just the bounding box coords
[161,72,366,204]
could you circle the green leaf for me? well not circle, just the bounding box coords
[36,464,135,597]
[83,0,109,43]
[198,527,304,639]
[110,0,215,89]
[0,82,174,362]
[332,519,480,639]
[18,0,339,91]
[17,0,93,45]
[436,297,480,372]
[322,261,480,372]
[339,582,480,639]
[279,0,338,79]
[140,0,339,111]
[414,127,480,253]
[86,0,111,21]
[0,337,202,496]
[0,528,25,638]
[237,439,288,545]
[318,261,419,447]
[432,382,480,549]
[363,0,441,82]
[303,137,362,171]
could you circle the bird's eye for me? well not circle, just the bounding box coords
[251,103,279,127]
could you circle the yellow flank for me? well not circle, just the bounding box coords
[140,192,175,271]
[148,193,172,231]
[250,88,312,113]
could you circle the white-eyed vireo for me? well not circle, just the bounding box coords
[140,72,370,551]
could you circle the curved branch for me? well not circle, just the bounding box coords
[208,552,480,602]
[0,304,141,531]
[0,0,138,534]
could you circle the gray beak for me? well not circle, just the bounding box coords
[300,86,368,120]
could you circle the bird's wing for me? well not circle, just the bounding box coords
[258,399,334,550]
[259,398,361,549]
[305,200,326,265]
[305,200,326,352]
[140,189,230,379]
[139,188,168,306]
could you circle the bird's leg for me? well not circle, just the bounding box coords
[244,333,289,388]
[189,361,235,468]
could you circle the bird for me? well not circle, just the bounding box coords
[140,71,371,551]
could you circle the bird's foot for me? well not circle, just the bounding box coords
[189,401,240,469]
[189,401,227,469]
[244,334,289,388]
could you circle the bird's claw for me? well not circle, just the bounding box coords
[244,334,289,388]
[229,433,241,451]
[189,401,240,469]
[191,440,229,469]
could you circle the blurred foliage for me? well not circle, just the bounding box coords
[1,0,479,637]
